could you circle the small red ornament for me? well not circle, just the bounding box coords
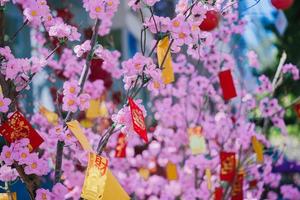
[0,111,44,151]
[271,0,294,10]
[128,98,148,143]
[199,10,220,31]
[220,152,236,182]
[115,133,127,158]
[218,69,237,101]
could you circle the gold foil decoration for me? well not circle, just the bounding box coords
[67,120,93,151]
[102,170,130,200]
[81,153,108,200]
[166,162,178,181]
[86,99,102,119]
[39,106,58,125]
[81,153,130,200]
[205,169,212,190]
[157,36,175,84]
[0,193,17,200]
[139,168,150,180]
[251,136,264,164]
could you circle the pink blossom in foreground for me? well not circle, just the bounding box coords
[74,40,91,57]
[35,188,53,200]
[0,95,11,113]
[282,63,299,80]
[0,145,14,165]
[0,165,18,182]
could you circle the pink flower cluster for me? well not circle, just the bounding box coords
[112,98,147,136]
[0,139,50,176]
[84,80,105,99]
[74,40,91,57]
[282,63,299,80]
[94,45,122,78]
[36,183,68,200]
[0,94,11,113]
[128,0,160,11]
[0,46,46,91]
[82,0,120,35]
[0,0,9,6]
[49,22,80,41]
[257,75,273,94]
[62,80,91,112]
[0,165,18,182]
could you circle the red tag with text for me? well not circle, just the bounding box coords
[214,187,223,200]
[220,152,236,182]
[218,69,237,100]
[115,133,127,158]
[231,171,244,200]
[128,98,148,143]
[0,111,44,151]
[294,103,300,118]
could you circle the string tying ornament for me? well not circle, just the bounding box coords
[271,0,294,10]
[199,10,220,31]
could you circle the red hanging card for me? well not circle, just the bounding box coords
[218,69,237,100]
[294,103,300,118]
[115,133,127,158]
[214,187,223,200]
[231,171,244,200]
[128,98,148,143]
[220,152,236,182]
[0,111,44,151]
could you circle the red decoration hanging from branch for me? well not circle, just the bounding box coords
[220,151,236,182]
[199,10,220,31]
[218,69,237,101]
[0,111,44,151]
[128,98,148,143]
[115,133,127,158]
[271,0,294,10]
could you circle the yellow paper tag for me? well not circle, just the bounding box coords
[205,169,212,190]
[86,99,101,119]
[103,170,130,200]
[80,119,93,128]
[81,153,108,200]
[157,36,175,84]
[39,106,58,125]
[166,162,178,181]
[0,193,17,200]
[251,136,264,164]
[188,126,206,155]
[81,153,130,200]
[67,120,93,151]
[139,168,150,180]
[99,101,108,117]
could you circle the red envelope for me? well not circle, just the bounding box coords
[0,111,44,151]
[214,187,223,200]
[231,171,244,200]
[218,69,237,100]
[294,103,300,118]
[128,98,148,143]
[115,133,127,158]
[220,152,236,182]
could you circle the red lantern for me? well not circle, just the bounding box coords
[199,10,220,31]
[271,0,294,10]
